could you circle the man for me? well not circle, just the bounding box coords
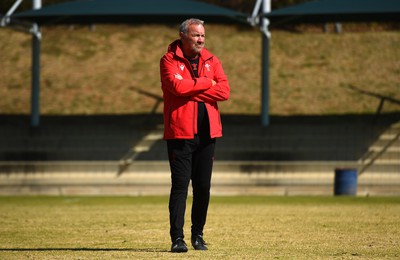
[160,18,230,253]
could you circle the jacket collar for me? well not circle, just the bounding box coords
[168,39,213,61]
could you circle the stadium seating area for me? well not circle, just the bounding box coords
[0,113,399,196]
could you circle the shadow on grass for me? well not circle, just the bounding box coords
[0,247,169,253]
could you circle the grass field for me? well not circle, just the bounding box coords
[1,196,399,259]
[1,25,399,116]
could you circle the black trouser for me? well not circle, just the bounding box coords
[167,135,215,242]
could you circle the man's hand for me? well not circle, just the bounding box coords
[174,73,183,80]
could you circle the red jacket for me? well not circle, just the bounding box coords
[160,40,230,140]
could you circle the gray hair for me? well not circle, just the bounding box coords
[179,18,204,35]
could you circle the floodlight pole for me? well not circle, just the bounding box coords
[261,0,271,126]
[31,0,41,129]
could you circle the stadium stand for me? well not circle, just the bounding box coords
[0,113,399,196]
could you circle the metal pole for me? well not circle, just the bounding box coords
[30,0,41,128]
[33,0,41,9]
[261,0,271,126]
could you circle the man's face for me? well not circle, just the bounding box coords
[180,23,205,58]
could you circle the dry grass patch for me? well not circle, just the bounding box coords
[0,196,399,259]
[1,25,399,115]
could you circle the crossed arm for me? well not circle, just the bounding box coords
[173,72,229,103]
[160,56,230,103]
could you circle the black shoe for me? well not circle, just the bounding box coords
[171,237,188,253]
[191,235,208,250]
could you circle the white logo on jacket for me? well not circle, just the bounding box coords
[179,64,184,71]
[205,63,211,72]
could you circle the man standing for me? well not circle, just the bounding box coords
[160,18,230,253]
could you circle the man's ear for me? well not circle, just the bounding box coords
[179,32,185,40]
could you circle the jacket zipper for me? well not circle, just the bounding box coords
[182,58,198,135]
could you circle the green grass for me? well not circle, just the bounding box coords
[1,25,399,116]
[1,196,399,259]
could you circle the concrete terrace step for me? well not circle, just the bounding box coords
[2,170,399,186]
[4,141,396,161]
[0,160,398,175]
[1,114,399,172]
[1,162,399,196]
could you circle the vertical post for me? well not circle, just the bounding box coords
[261,0,271,126]
[31,24,41,128]
[31,0,41,128]
[335,22,342,34]
[33,0,41,9]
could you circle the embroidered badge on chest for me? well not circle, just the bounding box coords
[179,64,184,71]
[205,63,211,72]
